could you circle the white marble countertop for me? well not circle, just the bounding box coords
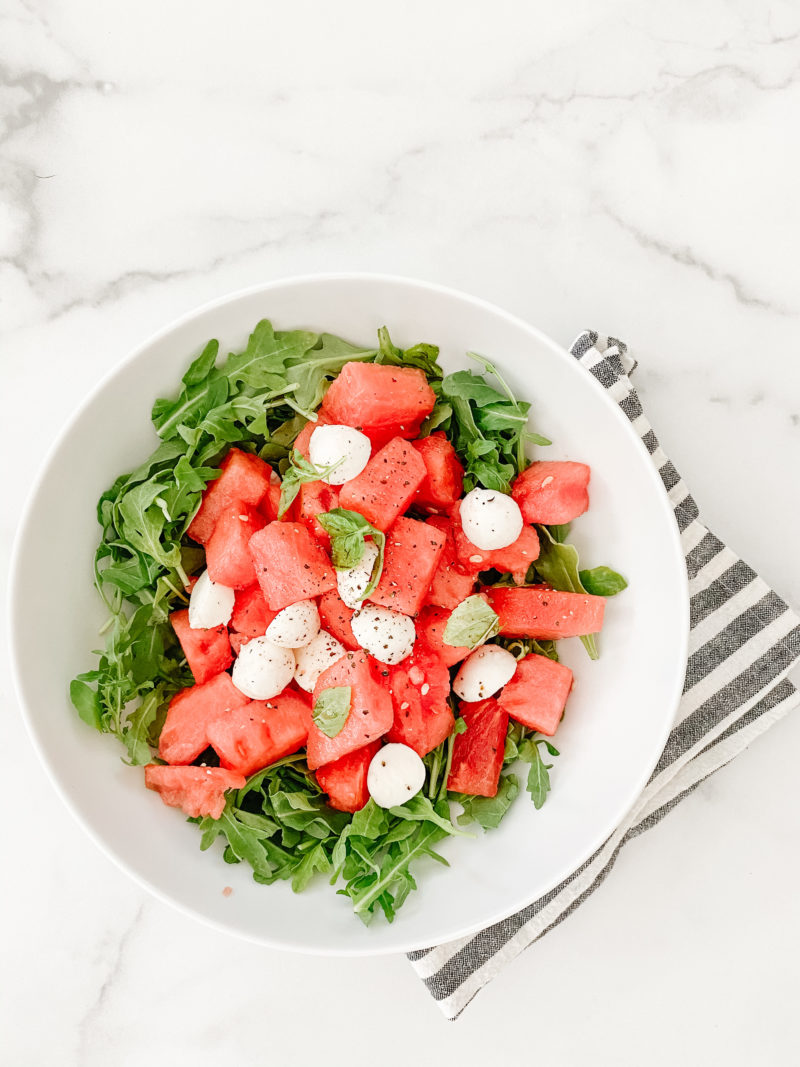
[2,1,799,1063]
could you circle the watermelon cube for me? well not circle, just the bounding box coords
[306,651,393,769]
[258,472,283,522]
[170,608,232,685]
[512,461,590,525]
[412,432,464,512]
[314,740,381,813]
[229,631,254,656]
[207,690,310,776]
[321,362,435,441]
[499,653,573,736]
[230,585,275,637]
[158,672,249,765]
[423,516,476,609]
[451,500,540,584]
[369,517,445,616]
[145,765,246,820]
[415,605,472,668]
[187,448,273,544]
[248,521,336,611]
[205,501,266,589]
[447,698,508,797]
[318,590,360,651]
[290,480,340,548]
[338,437,427,532]
[487,586,605,639]
[386,646,454,756]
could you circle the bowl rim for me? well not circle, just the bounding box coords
[8,272,689,955]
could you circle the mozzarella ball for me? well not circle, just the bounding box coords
[367,744,426,808]
[309,424,372,484]
[265,600,320,649]
[188,569,235,629]
[460,488,523,550]
[231,636,295,700]
[336,541,380,608]
[351,605,416,665]
[453,644,518,702]
[293,630,346,692]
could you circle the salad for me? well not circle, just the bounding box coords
[70,322,626,924]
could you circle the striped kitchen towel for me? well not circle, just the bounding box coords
[408,331,800,1019]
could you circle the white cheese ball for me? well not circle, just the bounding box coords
[367,743,426,808]
[460,488,523,550]
[293,630,346,692]
[309,424,372,484]
[453,644,518,702]
[265,600,320,649]
[231,636,295,700]
[351,605,416,665]
[336,541,380,608]
[188,569,235,629]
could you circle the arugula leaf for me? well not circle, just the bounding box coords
[223,320,317,391]
[388,795,468,836]
[455,773,520,830]
[497,636,560,662]
[533,526,599,660]
[349,821,449,921]
[69,679,103,730]
[182,338,220,387]
[312,686,352,738]
[443,595,500,650]
[317,508,385,599]
[285,333,377,413]
[278,449,339,518]
[579,566,628,597]
[518,739,556,809]
[376,326,443,379]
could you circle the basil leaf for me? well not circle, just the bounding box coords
[317,508,386,599]
[533,526,599,660]
[312,686,352,738]
[278,449,339,518]
[443,595,500,650]
[579,566,628,597]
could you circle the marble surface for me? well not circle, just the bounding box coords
[2,0,799,1063]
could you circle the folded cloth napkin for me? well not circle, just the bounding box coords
[408,331,800,1020]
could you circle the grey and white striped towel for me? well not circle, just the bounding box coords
[408,331,800,1020]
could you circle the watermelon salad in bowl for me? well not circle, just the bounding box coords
[10,275,688,953]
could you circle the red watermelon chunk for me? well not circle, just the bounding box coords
[412,433,464,512]
[415,605,472,668]
[487,586,605,639]
[338,437,427,532]
[321,362,435,440]
[318,589,360,651]
[144,765,246,820]
[205,501,266,589]
[258,473,283,522]
[423,516,476,609]
[386,645,454,756]
[498,653,573,736]
[290,480,340,548]
[369,517,445,616]
[170,609,232,685]
[187,448,273,544]
[512,460,590,525]
[447,698,508,797]
[207,690,310,776]
[229,631,254,656]
[314,740,381,813]
[451,500,540,584]
[249,521,336,610]
[230,585,275,637]
[159,672,249,765]
[306,651,393,769]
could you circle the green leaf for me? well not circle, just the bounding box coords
[534,526,600,660]
[121,686,165,765]
[443,595,500,650]
[548,522,571,544]
[278,449,338,518]
[312,686,352,738]
[375,326,443,379]
[224,320,318,391]
[69,679,103,730]
[182,338,219,387]
[291,842,331,892]
[285,332,376,412]
[317,508,385,599]
[350,800,390,840]
[350,822,448,919]
[522,742,552,809]
[455,773,520,830]
[388,794,467,836]
[579,566,628,597]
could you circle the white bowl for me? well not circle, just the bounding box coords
[9,275,688,955]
